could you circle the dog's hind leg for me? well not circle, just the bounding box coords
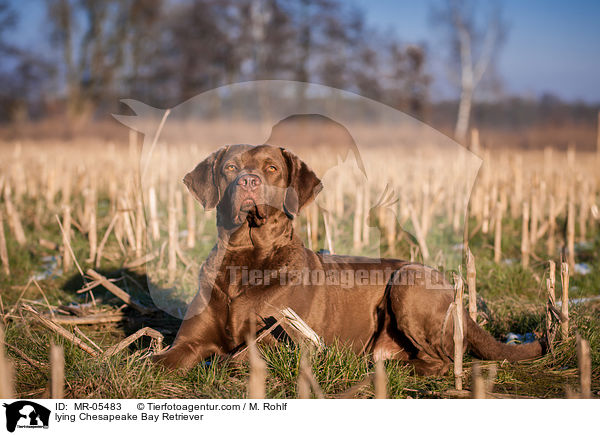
[371,330,411,362]
[386,264,454,375]
[370,308,415,362]
[407,352,450,376]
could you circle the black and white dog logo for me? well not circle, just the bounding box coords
[3,401,50,432]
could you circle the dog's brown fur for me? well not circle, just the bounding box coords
[154,144,544,375]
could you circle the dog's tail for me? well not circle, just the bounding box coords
[465,316,544,361]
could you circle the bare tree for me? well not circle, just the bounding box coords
[0,1,54,123]
[47,0,132,124]
[431,0,506,143]
[0,0,15,54]
[0,0,18,120]
[385,42,430,117]
[126,0,163,94]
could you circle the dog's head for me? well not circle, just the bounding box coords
[184,144,322,229]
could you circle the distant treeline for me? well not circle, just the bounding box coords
[0,0,428,124]
[432,94,600,130]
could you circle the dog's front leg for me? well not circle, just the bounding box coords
[153,290,233,370]
[226,283,295,349]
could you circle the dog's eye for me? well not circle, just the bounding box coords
[225,164,237,171]
[266,165,277,172]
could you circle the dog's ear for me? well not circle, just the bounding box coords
[183,147,228,209]
[281,148,322,217]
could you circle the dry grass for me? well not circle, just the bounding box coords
[0,121,599,398]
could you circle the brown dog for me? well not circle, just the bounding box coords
[154,144,544,375]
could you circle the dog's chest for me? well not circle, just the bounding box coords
[215,245,305,299]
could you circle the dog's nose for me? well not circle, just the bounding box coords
[237,174,261,191]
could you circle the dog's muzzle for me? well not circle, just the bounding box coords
[228,173,268,226]
[236,174,261,211]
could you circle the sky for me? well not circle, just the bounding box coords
[7,0,600,103]
[353,0,600,102]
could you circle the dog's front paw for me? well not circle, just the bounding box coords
[152,346,195,372]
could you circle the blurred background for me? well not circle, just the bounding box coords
[0,0,599,148]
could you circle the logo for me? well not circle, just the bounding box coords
[3,401,50,433]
